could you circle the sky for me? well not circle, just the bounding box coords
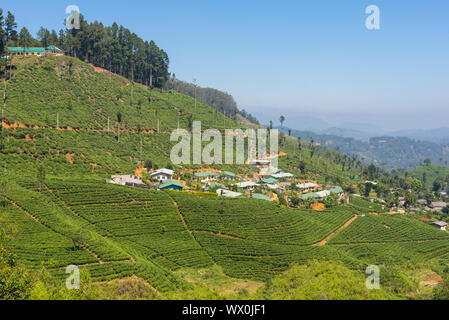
[5,0,449,131]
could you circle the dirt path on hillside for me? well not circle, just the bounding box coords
[1,121,163,135]
[311,215,358,246]
[2,195,103,264]
[192,230,243,240]
[166,194,217,264]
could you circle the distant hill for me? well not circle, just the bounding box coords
[280,127,449,170]
[409,164,449,189]
[389,127,449,144]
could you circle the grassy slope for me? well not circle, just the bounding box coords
[1,55,364,185]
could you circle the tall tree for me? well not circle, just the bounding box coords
[37,27,50,47]
[279,115,285,128]
[18,27,33,47]
[5,11,17,44]
[0,9,5,56]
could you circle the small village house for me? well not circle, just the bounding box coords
[430,202,447,212]
[234,181,257,190]
[203,182,227,191]
[248,159,271,167]
[297,182,319,193]
[149,168,174,182]
[45,45,64,55]
[195,171,220,182]
[250,193,272,201]
[430,221,448,231]
[257,177,279,186]
[5,45,64,58]
[417,199,428,206]
[328,187,344,198]
[217,188,242,198]
[259,167,279,176]
[7,47,45,57]
[157,180,184,191]
[270,171,295,180]
[107,175,143,186]
[221,171,236,181]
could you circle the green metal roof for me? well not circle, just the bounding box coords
[46,45,62,51]
[205,182,226,189]
[251,193,271,201]
[298,192,320,200]
[221,171,236,177]
[329,187,344,194]
[195,171,219,178]
[158,179,184,189]
[258,177,279,185]
[7,47,45,52]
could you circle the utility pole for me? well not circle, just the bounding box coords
[131,66,134,105]
[118,123,120,143]
[3,56,7,127]
[107,116,110,131]
[140,135,143,157]
[193,78,197,112]
[149,67,153,103]
[57,112,59,129]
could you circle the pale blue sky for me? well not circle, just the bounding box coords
[5,0,449,130]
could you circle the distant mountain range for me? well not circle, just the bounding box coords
[278,126,449,170]
[388,127,449,144]
[255,111,449,145]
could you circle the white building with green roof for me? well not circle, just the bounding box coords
[6,45,64,58]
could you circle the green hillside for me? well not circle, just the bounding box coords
[1,55,449,299]
[0,55,368,184]
[409,165,449,190]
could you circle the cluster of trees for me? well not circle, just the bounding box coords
[60,16,170,88]
[0,10,170,89]
[0,9,19,56]
[164,76,260,124]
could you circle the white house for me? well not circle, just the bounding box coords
[217,189,242,198]
[234,181,257,190]
[417,199,428,206]
[259,167,279,176]
[248,159,271,167]
[297,182,319,192]
[150,168,174,182]
[431,221,448,231]
[107,175,143,186]
[430,202,447,212]
[271,172,295,179]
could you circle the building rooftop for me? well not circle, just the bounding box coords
[432,221,448,227]
[221,171,236,177]
[251,193,271,201]
[329,187,344,194]
[8,47,45,52]
[297,182,318,189]
[217,189,242,198]
[258,177,279,185]
[195,171,220,178]
[158,179,184,189]
[150,168,174,176]
[234,181,257,188]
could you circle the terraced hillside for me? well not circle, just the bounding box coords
[0,55,369,184]
[2,178,449,289]
[1,55,449,295]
